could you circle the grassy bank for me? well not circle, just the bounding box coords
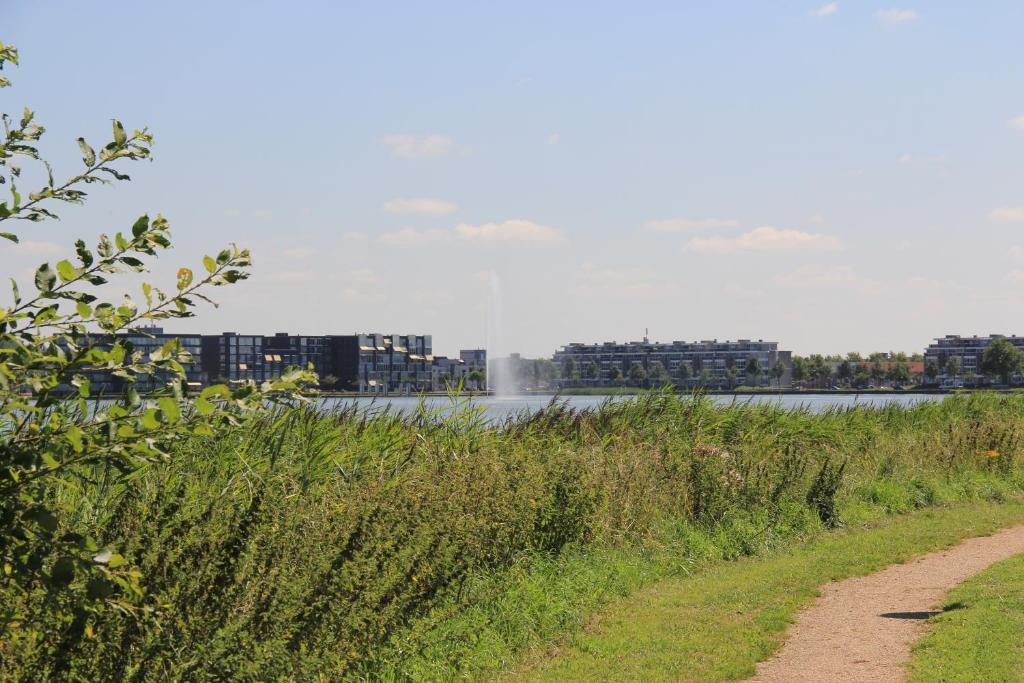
[512,500,1024,682]
[908,552,1024,682]
[3,393,1024,680]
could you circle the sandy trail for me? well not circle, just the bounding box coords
[750,523,1024,682]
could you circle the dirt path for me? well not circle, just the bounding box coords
[751,523,1024,682]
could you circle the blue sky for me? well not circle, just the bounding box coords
[4,1,1024,356]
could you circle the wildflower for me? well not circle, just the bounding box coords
[984,450,1000,458]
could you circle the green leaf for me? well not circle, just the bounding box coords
[34,263,56,293]
[157,397,180,424]
[131,214,149,238]
[112,119,127,146]
[76,301,93,319]
[49,557,76,585]
[75,239,93,267]
[0,232,17,243]
[56,259,79,283]
[140,409,159,430]
[77,137,96,166]
[202,255,216,274]
[66,426,84,453]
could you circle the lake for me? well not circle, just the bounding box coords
[316,393,944,421]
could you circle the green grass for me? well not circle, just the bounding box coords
[5,392,1024,680]
[908,552,1024,682]
[511,500,1024,682]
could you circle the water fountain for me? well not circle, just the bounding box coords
[487,272,517,397]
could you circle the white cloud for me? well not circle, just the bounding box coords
[223,208,273,220]
[282,247,315,260]
[378,220,567,247]
[381,134,454,158]
[570,263,683,300]
[774,265,875,291]
[547,133,561,145]
[1009,116,1024,131]
[9,240,62,255]
[377,228,452,246]
[454,219,567,245]
[643,217,740,232]
[382,197,458,215]
[876,8,918,24]
[989,207,1024,223]
[268,270,316,283]
[342,268,380,285]
[812,3,838,17]
[686,226,842,254]
[341,231,368,243]
[898,152,945,165]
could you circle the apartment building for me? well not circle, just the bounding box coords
[924,334,1024,387]
[553,338,792,388]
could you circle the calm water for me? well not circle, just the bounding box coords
[316,393,944,421]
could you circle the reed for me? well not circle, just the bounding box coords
[3,392,1023,680]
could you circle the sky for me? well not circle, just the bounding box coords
[3,1,1024,357]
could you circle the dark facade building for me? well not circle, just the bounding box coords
[325,333,434,393]
[83,326,205,394]
[553,337,792,389]
[198,332,437,393]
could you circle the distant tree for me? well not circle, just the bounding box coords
[628,363,647,387]
[924,361,939,384]
[870,361,885,387]
[608,365,624,385]
[676,362,691,385]
[836,360,853,386]
[854,368,870,388]
[846,351,863,362]
[725,356,736,370]
[648,361,667,386]
[770,361,786,388]
[700,368,713,387]
[981,336,1024,385]
[585,361,600,381]
[561,357,578,381]
[467,368,486,390]
[887,363,912,386]
[807,355,830,388]
[965,371,978,387]
[744,356,762,386]
[910,352,924,362]
[791,356,806,388]
[725,367,739,390]
[943,356,962,381]
[321,374,340,389]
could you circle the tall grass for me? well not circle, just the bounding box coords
[3,392,1024,680]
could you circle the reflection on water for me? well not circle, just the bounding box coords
[317,393,942,421]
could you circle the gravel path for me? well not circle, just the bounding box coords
[750,524,1024,682]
